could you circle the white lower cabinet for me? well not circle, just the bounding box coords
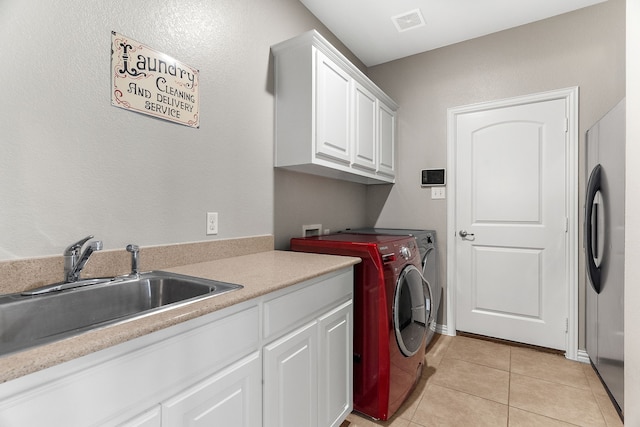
[0,303,260,427]
[264,321,319,427]
[121,407,162,427]
[263,270,353,427]
[0,267,353,427]
[318,301,353,427]
[163,351,262,427]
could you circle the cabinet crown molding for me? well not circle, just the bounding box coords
[271,30,397,109]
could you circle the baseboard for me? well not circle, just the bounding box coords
[435,324,590,362]
[434,323,452,336]
[576,349,591,364]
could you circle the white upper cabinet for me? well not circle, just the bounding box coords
[352,81,377,172]
[377,101,396,178]
[272,30,397,185]
[315,50,352,165]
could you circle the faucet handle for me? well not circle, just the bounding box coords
[126,244,140,275]
[65,238,102,283]
[64,235,94,256]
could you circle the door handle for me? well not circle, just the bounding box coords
[459,230,475,239]
[585,164,602,293]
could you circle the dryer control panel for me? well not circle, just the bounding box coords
[379,239,419,268]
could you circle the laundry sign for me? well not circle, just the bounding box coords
[111,31,199,128]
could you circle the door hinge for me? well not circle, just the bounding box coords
[565,318,569,333]
[565,117,569,132]
[565,217,569,232]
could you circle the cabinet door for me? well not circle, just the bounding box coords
[121,407,161,427]
[352,82,377,171]
[318,300,353,427]
[162,352,262,427]
[378,102,396,178]
[264,321,318,427]
[315,49,351,165]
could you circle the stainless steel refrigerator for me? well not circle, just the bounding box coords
[585,99,625,418]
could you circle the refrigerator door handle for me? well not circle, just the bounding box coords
[585,164,602,293]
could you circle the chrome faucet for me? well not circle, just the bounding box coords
[64,235,103,283]
[126,244,140,276]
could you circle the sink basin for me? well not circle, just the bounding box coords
[0,271,243,357]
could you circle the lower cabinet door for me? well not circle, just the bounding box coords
[263,321,318,427]
[318,300,353,427]
[120,406,161,427]
[162,351,262,427]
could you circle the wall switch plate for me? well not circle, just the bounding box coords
[206,212,218,235]
[431,187,446,199]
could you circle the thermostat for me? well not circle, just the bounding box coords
[421,169,446,186]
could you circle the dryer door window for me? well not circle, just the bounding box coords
[423,247,437,324]
[393,265,427,356]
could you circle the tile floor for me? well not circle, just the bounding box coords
[344,334,623,427]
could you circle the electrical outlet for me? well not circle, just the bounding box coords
[431,187,446,199]
[206,212,218,235]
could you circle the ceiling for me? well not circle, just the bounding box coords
[299,0,607,67]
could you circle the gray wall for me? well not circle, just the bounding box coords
[366,0,625,343]
[274,171,370,249]
[0,0,366,259]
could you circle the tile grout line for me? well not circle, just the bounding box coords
[432,336,512,415]
[351,335,612,426]
[585,369,613,426]
[508,344,609,426]
[507,345,512,426]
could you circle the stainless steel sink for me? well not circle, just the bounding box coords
[0,271,242,357]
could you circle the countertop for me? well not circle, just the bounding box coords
[0,250,360,384]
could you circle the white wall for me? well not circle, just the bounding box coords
[366,0,625,341]
[0,0,367,260]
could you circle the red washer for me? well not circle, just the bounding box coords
[291,233,427,421]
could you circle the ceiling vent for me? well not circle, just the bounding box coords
[391,8,426,33]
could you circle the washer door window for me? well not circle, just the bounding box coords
[393,265,427,356]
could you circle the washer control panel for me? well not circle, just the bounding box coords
[399,246,412,260]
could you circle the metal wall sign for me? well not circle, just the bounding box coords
[111,31,200,128]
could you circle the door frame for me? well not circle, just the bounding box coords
[446,87,579,360]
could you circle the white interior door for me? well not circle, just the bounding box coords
[453,96,570,350]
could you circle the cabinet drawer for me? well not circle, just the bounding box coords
[263,268,352,341]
